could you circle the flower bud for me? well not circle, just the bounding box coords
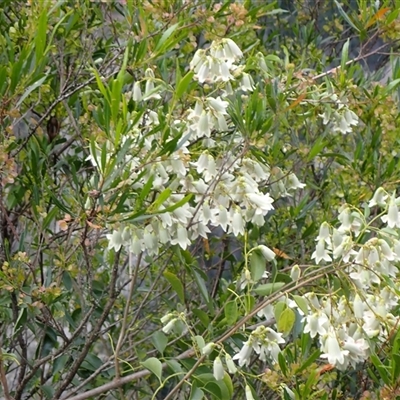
[225,354,237,374]
[213,356,225,381]
[201,342,215,356]
[290,264,301,281]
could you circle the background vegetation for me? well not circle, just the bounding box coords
[1,1,400,399]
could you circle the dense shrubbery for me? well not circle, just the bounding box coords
[2,1,400,399]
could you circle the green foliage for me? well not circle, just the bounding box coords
[2,1,400,400]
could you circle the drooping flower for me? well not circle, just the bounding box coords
[213,357,225,381]
[225,354,237,374]
[368,187,388,208]
[246,192,274,213]
[320,330,349,366]
[232,341,252,367]
[311,239,332,264]
[303,311,329,338]
[381,193,400,228]
[106,229,124,252]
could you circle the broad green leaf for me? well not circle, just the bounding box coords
[163,270,185,303]
[41,384,54,399]
[274,301,287,322]
[111,78,122,124]
[203,382,222,399]
[81,354,103,371]
[277,308,295,336]
[190,386,205,400]
[222,373,234,398]
[141,357,162,382]
[384,78,400,95]
[250,250,265,282]
[53,355,69,376]
[165,359,183,374]
[224,300,238,326]
[193,308,210,328]
[253,282,285,296]
[292,295,308,315]
[152,331,168,355]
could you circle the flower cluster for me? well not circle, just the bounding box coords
[232,326,285,367]
[99,38,304,257]
[305,188,400,369]
[190,38,243,83]
[319,94,359,134]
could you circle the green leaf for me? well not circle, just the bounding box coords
[392,354,400,384]
[190,386,205,400]
[159,193,193,214]
[43,206,59,230]
[276,308,295,336]
[111,78,123,125]
[92,67,110,103]
[340,39,350,71]
[13,308,27,337]
[62,271,73,291]
[35,8,48,62]
[192,269,213,314]
[141,357,163,382]
[163,270,185,303]
[278,352,288,377]
[139,174,154,203]
[222,373,234,398]
[274,301,287,322]
[155,23,180,52]
[47,191,72,215]
[52,354,69,375]
[41,384,54,399]
[334,0,361,33]
[253,282,285,296]
[244,295,255,314]
[203,381,222,399]
[148,188,172,212]
[176,70,194,99]
[250,250,266,282]
[371,353,391,385]
[224,301,238,326]
[166,359,183,374]
[307,135,326,161]
[384,78,400,95]
[16,75,48,107]
[296,349,321,374]
[193,308,210,328]
[152,331,168,355]
[292,295,308,315]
